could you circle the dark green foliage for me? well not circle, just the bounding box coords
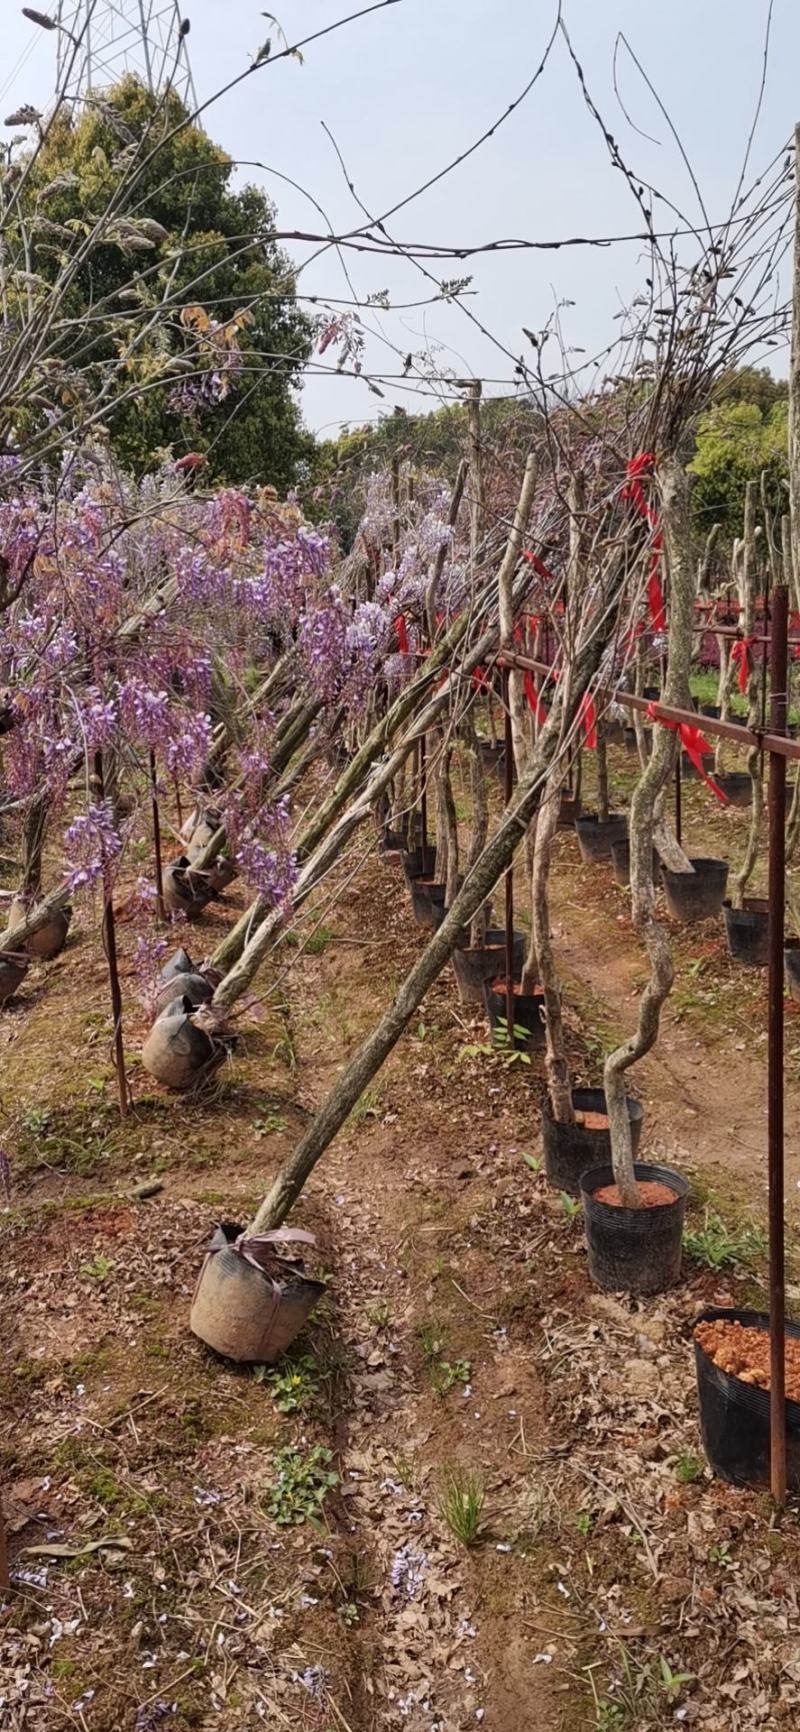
[20,76,313,487]
[689,399,788,545]
[306,397,541,544]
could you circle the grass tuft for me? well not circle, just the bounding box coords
[439,1463,485,1546]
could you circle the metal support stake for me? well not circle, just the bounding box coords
[420,731,429,875]
[502,671,515,1046]
[768,582,788,1506]
[150,751,165,922]
[93,752,128,1121]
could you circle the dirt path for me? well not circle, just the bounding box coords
[548,824,800,1220]
[4,827,800,1731]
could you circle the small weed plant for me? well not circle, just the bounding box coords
[80,1254,114,1281]
[439,1464,485,1546]
[417,1322,445,1361]
[264,1444,339,1526]
[254,1353,318,1413]
[416,1322,470,1395]
[303,926,335,955]
[588,1640,694,1729]
[459,1018,533,1069]
[433,1357,471,1395]
[683,1208,766,1272]
[253,1109,288,1136]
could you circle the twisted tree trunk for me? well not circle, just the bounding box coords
[531,776,573,1119]
[603,453,696,1206]
[732,480,764,907]
[247,592,621,1232]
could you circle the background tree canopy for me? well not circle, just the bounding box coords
[689,368,789,546]
[19,76,313,488]
[311,367,790,553]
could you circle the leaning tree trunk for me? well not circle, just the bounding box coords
[595,724,610,823]
[462,708,490,946]
[521,471,586,1056]
[210,560,540,1014]
[497,452,539,778]
[530,769,573,1119]
[212,557,509,975]
[732,481,764,906]
[603,453,697,1207]
[20,788,48,899]
[698,522,721,593]
[715,535,744,773]
[440,743,460,908]
[246,586,623,1232]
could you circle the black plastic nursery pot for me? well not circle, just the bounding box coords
[186,808,223,863]
[401,847,437,886]
[409,876,442,928]
[0,951,29,1005]
[624,726,652,755]
[142,998,226,1089]
[723,898,769,967]
[190,1222,326,1364]
[699,703,721,719]
[542,1087,643,1196]
[451,928,525,1007]
[682,749,715,782]
[558,791,582,830]
[610,839,655,888]
[160,946,194,981]
[207,857,239,896]
[693,1307,800,1489]
[155,971,214,1012]
[785,938,800,1001]
[575,812,628,864]
[661,857,729,922]
[410,875,463,930]
[715,771,752,808]
[484,978,545,1050]
[163,855,215,920]
[609,838,631,886]
[379,827,408,857]
[580,1161,689,1294]
[8,897,72,961]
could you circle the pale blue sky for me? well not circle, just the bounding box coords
[3,1,799,433]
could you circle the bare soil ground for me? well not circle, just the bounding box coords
[3,742,800,1731]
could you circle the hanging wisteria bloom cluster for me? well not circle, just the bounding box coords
[0,435,490,933]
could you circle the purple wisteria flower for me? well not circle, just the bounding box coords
[390,1544,428,1600]
[63,801,121,893]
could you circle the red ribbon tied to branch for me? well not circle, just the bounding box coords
[522,549,557,585]
[730,637,756,695]
[623,453,666,633]
[645,703,729,803]
[523,669,548,725]
[394,614,409,654]
[577,691,597,748]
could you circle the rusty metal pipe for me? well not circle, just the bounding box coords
[498,652,800,762]
[502,670,515,1045]
[768,583,788,1506]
